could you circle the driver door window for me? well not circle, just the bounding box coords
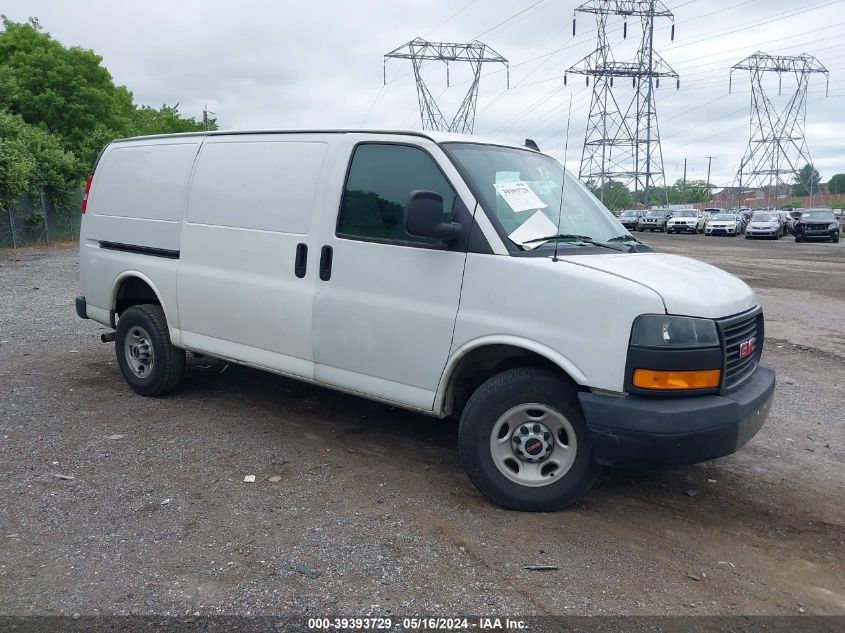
[337,143,456,245]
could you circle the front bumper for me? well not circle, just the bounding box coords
[706,227,736,235]
[746,228,778,237]
[578,361,775,468]
[667,224,697,232]
[798,229,837,239]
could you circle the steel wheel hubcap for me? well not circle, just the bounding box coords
[124,326,154,378]
[490,403,577,488]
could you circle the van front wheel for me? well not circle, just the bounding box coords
[115,304,185,396]
[458,368,600,511]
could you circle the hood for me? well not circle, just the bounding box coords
[750,221,778,228]
[558,252,757,319]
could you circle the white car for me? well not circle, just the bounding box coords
[666,209,705,234]
[76,129,774,511]
[745,211,784,239]
[705,213,743,236]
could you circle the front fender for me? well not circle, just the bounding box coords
[433,335,589,416]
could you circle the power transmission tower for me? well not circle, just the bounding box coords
[202,104,216,131]
[384,38,509,134]
[730,52,829,207]
[567,0,677,206]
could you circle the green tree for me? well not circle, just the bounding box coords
[828,173,845,194]
[596,180,633,213]
[675,179,713,204]
[0,17,135,166]
[0,111,35,210]
[0,109,79,211]
[129,104,209,136]
[792,163,821,197]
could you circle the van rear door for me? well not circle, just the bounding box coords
[312,136,468,411]
[177,135,330,379]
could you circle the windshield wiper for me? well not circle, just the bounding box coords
[521,234,628,252]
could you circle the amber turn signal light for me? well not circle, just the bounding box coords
[632,368,721,390]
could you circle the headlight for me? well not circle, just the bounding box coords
[829,223,839,230]
[630,315,719,348]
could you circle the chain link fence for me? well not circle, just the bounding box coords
[0,189,83,249]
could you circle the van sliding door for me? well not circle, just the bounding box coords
[177,136,329,378]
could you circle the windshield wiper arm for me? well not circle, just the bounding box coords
[607,234,641,243]
[522,234,628,252]
[522,233,594,244]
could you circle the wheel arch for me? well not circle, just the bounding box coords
[434,336,588,418]
[110,271,169,327]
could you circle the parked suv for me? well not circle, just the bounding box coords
[75,129,774,511]
[637,208,672,232]
[617,209,643,230]
[666,209,705,234]
[794,208,840,243]
[745,211,783,239]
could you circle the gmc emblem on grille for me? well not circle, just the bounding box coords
[739,337,757,359]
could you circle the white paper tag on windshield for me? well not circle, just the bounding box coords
[494,181,547,212]
[508,211,559,248]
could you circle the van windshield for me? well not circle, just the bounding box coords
[442,143,630,249]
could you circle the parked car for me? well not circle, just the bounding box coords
[637,208,672,232]
[777,211,793,235]
[75,128,774,512]
[617,209,644,231]
[705,213,743,236]
[793,208,840,243]
[745,211,783,239]
[666,209,705,234]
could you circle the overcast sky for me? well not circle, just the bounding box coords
[6,0,844,186]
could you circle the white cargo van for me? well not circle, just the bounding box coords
[76,130,775,511]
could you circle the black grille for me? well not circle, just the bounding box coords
[719,310,763,391]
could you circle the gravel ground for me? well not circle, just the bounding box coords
[0,239,843,617]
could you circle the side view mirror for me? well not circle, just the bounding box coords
[405,190,462,241]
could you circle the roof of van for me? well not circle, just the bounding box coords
[109,128,534,151]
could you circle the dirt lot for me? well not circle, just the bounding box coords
[0,236,843,617]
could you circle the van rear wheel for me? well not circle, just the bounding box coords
[458,367,600,511]
[115,304,185,396]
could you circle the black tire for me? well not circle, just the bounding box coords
[795,235,803,243]
[115,304,185,396]
[458,367,601,512]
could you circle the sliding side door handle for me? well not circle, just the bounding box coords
[294,243,307,278]
[319,245,333,281]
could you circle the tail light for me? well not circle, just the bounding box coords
[81,175,93,214]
